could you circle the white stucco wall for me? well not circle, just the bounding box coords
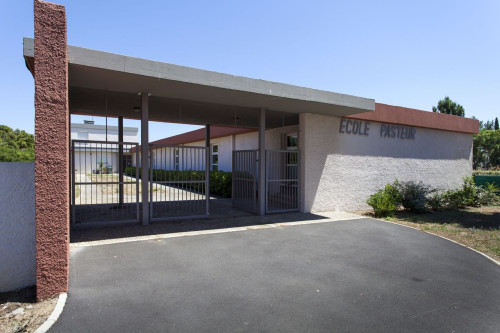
[0,163,36,292]
[74,150,120,173]
[234,125,298,152]
[71,124,138,143]
[299,113,473,212]
[186,135,233,171]
[142,125,299,172]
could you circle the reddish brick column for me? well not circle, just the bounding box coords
[34,0,69,301]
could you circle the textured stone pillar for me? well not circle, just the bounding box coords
[34,0,69,301]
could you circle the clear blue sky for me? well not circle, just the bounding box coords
[2,0,499,141]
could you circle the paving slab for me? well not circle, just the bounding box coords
[51,217,500,332]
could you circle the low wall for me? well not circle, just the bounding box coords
[0,163,36,292]
[299,113,473,212]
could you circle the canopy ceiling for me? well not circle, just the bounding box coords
[23,37,375,129]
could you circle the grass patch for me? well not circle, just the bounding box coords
[379,198,500,262]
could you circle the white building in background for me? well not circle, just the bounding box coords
[131,125,298,172]
[71,120,138,174]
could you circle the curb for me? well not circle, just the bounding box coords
[34,292,67,333]
[374,217,500,267]
[70,214,364,248]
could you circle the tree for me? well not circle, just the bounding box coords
[0,125,35,162]
[483,120,495,130]
[473,129,500,169]
[495,117,499,130]
[432,96,465,117]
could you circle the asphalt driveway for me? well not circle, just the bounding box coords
[50,217,500,332]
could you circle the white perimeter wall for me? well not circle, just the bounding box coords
[0,163,35,292]
[299,113,473,212]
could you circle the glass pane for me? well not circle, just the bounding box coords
[212,145,218,153]
[212,155,218,164]
[287,135,298,147]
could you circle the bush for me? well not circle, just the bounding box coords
[396,181,430,213]
[124,167,232,198]
[367,183,400,217]
[210,171,232,198]
[442,189,467,209]
[477,183,499,206]
[427,192,445,211]
[438,177,498,209]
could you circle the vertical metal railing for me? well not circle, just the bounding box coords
[149,144,209,220]
[232,150,258,214]
[70,140,140,226]
[265,150,299,213]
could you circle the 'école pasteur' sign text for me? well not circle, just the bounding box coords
[339,118,416,140]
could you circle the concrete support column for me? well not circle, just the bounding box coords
[205,124,210,215]
[258,108,266,215]
[118,116,124,205]
[298,113,307,213]
[141,93,149,225]
[34,0,69,300]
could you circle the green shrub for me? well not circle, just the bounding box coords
[124,167,232,198]
[210,171,232,198]
[396,181,430,213]
[442,189,467,209]
[460,176,482,207]
[427,192,445,211]
[367,184,400,217]
[439,177,496,209]
[477,183,499,206]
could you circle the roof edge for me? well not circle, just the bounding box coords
[347,103,479,134]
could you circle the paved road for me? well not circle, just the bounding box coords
[51,218,500,332]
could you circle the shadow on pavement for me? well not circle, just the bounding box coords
[70,210,329,244]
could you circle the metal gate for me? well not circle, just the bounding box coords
[232,150,258,214]
[266,150,299,213]
[71,140,140,226]
[149,144,209,220]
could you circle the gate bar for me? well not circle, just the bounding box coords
[258,108,266,216]
[141,92,149,225]
[205,124,210,216]
[118,116,124,205]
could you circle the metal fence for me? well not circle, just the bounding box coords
[266,150,299,213]
[71,140,140,226]
[149,144,209,220]
[232,150,258,214]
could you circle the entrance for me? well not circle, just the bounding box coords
[71,139,140,226]
[232,150,258,214]
[232,149,299,214]
[149,144,209,221]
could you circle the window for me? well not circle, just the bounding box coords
[211,144,219,171]
[173,147,179,171]
[286,133,298,150]
[286,133,298,179]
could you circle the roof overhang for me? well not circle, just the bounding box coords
[23,37,375,129]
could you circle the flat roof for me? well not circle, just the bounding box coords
[23,37,375,129]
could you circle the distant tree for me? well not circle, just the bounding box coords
[473,129,500,169]
[484,120,495,130]
[495,117,499,130]
[432,96,465,117]
[0,125,35,162]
